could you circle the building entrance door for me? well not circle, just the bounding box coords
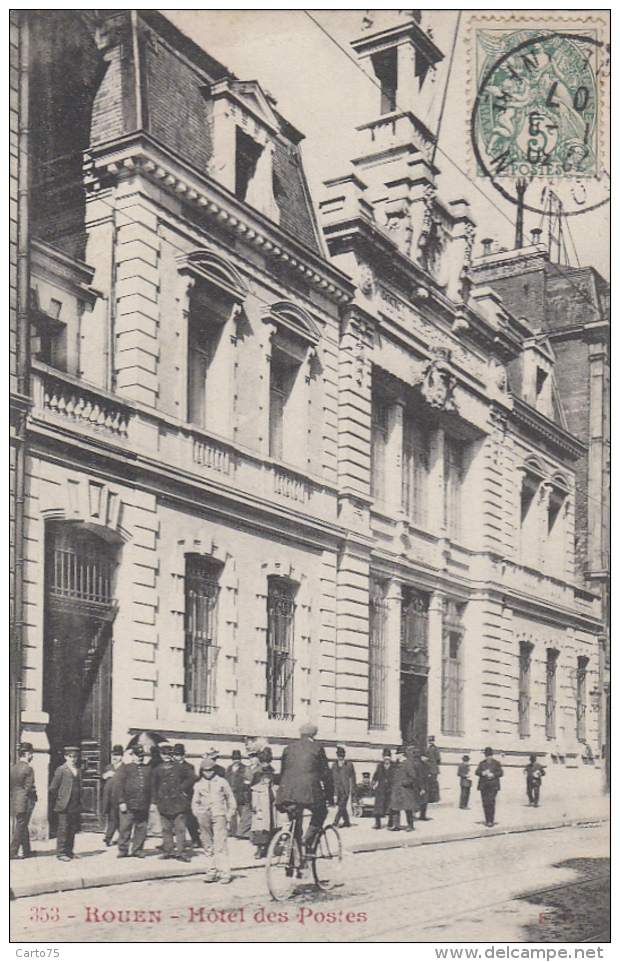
[400,672,428,747]
[43,523,118,829]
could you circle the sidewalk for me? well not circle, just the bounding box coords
[10,791,609,899]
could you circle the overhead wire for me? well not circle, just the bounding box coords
[302,10,608,317]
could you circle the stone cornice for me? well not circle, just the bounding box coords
[510,396,586,459]
[323,215,522,362]
[85,133,354,306]
[31,238,100,307]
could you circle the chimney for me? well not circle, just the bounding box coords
[481,238,493,256]
[531,228,543,246]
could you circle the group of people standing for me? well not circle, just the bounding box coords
[367,737,442,831]
[10,734,547,871]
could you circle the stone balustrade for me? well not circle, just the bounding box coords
[33,367,132,440]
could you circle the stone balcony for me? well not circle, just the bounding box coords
[30,363,335,522]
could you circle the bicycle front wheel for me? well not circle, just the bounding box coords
[266,829,302,901]
[312,824,343,891]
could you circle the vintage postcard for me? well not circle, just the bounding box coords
[9,8,610,951]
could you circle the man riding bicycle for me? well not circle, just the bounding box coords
[275,722,334,851]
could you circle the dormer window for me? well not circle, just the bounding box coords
[235,128,263,202]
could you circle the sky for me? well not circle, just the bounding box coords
[162,9,610,281]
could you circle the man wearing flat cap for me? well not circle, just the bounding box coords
[10,742,37,858]
[116,744,153,858]
[102,745,125,846]
[49,746,82,861]
[173,743,201,847]
[276,722,333,851]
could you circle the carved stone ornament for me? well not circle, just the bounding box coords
[419,349,457,410]
[359,263,374,297]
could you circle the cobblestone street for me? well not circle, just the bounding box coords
[11,823,609,944]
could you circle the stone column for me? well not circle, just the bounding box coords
[386,398,404,518]
[386,578,403,739]
[427,591,444,738]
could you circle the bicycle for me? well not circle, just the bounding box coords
[265,805,343,901]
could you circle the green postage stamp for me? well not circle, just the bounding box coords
[469,13,610,215]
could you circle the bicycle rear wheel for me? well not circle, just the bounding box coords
[266,828,302,901]
[312,824,343,891]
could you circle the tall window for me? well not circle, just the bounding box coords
[401,586,429,673]
[187,284,228,428]
[402,418,429,526]
[576,656,588,742]
[545,648,559,739]
[518,641,533,738]
[444,437,465,540]
[266,577,296,719]
[442,600,465,735]
[269,348,298,460]
[184,556,221,713]
[371,395,389,506]
[369,579,388,730]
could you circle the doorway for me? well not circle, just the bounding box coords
[400,672,428,748]
[43,522,118,829]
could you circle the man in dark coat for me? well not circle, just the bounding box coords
[331,745,357,828]
[276,722,333,850]
[226,749,250,839]
[101,744,124,846]
[389,746,417,831]
[173,743,201,847]
[10,742,37,859]
[524,753,546,807]
[413,749,430,820]
[426,735,441,803]
[475,747,503,827]
[116,744,153,858]
[49,746,82,861]
[152,744,195,861]
[371,748,393,829]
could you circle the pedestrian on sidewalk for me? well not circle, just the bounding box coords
[153,744,194,862]
[389,746,416,832]
[101,744,125,846]
[192,756,237,883]
[173,743,202,848]
[116,744,153,858]
[250,749,276,858]
[475,747,503,827]
[10,742,37,859]
[524,754,546,807]
[226,749,250,839]
[457,755,472,810]
[413,748,430,820]
[331,745,357,828]
[49,746,82,861]
[371,749,394,829]
[426,736,441,803]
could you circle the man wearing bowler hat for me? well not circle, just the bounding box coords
[331,745,357,828]
[116,744,153,858]
[475,747,503,827]
[10,742,37,859]
[49,746,82,861]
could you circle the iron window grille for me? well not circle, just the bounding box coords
[184,556,221,713]
[400,586,429,674]
[545,649,559,739]
[369,580,389,730]
[48,526,116,613]
[402,419,429,526]
[576,656,588,742]
[518,641,533,738]
[266,578,296,720]
[442,600,465,735]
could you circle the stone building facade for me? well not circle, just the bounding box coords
[14,10,606,833]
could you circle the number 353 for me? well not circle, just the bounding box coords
[29,907,60,923]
